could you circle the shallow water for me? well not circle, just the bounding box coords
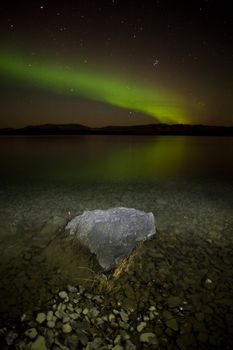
[0,135,232,236]
[0,136,232,347]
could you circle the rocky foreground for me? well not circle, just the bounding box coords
[0,211,233,349]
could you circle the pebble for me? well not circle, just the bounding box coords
[47,320,56,328]
[62,316,70,323]
[125,339,137,350]
[36,312,46,324]
[114,334,121,344]
[120,309,129,322]
[69,312,79,320]
[112,345,124,350]
[137,321,147,332]
[24,328,38,340]
[47,310,54,322]
[109,313,116,322]
[59,291,69,300]
[140,332,158,344]
[149,305,156,312]
[31,335,47,350]
[83,308,89,315]
[67,285,78,293]
[62,323,72,334]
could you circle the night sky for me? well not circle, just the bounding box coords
[0,0,232,128]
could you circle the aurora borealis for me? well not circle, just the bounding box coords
[0,1,232,127]
[0,52,188,124]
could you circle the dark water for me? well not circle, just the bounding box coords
[0,135,233,185]
[0,136,233,349]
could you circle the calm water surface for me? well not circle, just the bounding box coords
[0,135,233,185]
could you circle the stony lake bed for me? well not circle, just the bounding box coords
[0,181,233,350]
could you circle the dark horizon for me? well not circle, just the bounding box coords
[1,122,232,136]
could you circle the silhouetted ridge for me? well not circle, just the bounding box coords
[0,123,232,136]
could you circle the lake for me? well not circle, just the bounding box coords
[0,135,233,348]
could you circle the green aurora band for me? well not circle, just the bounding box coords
[0,52,188,124]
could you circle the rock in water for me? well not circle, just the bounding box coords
[66,207,156,269]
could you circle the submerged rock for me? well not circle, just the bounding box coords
[66,207,156,269]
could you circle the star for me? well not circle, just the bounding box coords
[153,59,159,66]
[40,5,44,10]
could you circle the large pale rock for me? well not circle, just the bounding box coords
[66,207,156,269]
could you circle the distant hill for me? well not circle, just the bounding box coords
[0,123,232,136]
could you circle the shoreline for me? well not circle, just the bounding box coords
[0,224,233,349]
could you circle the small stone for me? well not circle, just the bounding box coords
[47,321,55,328]
[21,313,27,322]
[119,321,129,329]
[31,335,47,350]
[205,278,212,285]
[47,311,54,322]
[166,318,179,331]
[90,308,100,318]
[83,308,89,315]
[149,306,156,312]
[67,304,74,312]
[137,322,147,332]
[125,340,136,350]
[62,323,72,334]
[36,312,46,324]
[120,310,129,322]
[140,333,158,344]
[67,285,78,293]
[96,317,104,326]
[109,314,116,322]
[114,334,121,344]
[85,293,93,299]
[91,337,103,349]
[24,328,38,340]
[69,313,79,320]
[112,345,123,350]
[62,316,70,323]
[93,295,103,304]
[55,310,64,319]
[57,303,66,312]
[75,307,82,314]
[59,291,69,300]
